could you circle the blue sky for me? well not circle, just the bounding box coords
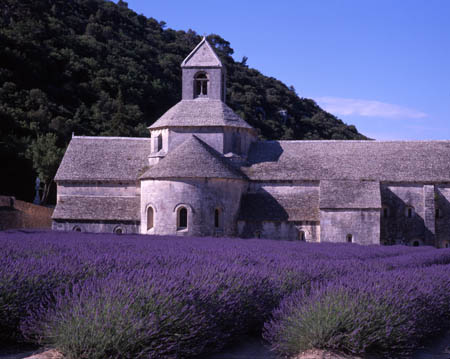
[122,0,450,140]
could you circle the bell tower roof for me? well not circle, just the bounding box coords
[181,37,223,68]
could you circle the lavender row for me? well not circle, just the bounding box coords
[1,230,450,358]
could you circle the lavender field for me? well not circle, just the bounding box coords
[2,230,450,359]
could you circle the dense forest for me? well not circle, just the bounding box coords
[0,0,367,204]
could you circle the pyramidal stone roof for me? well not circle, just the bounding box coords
[149,99,254,130]
[242,140,450,182]
[140,135,245,180]
[181,37,222,68]
[54,136,151,182]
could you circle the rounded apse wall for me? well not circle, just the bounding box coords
[140,178,246,236]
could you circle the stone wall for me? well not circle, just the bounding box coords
[167,127,224,154]
[223,127,257,157]
[0,196,53,230]
[238,181,320,241]
[52,220,139,234]
[237,220,320,241]
[380,184,434,246]
[140,178,246,236]
[150,127,257,158]
[435,185,450,247]
[182,68,224,101]
[320,209,380,245]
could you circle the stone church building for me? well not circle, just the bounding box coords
[53,38,450,247]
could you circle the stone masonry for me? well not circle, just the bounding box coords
[52,37,450,247]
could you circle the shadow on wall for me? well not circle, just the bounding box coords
[435,188,450,246]
[380,188,434,246]
[0,196,53,230]
[237,188,289,238]
[244,141,283,165]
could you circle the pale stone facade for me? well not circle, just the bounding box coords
[52,38,450,247]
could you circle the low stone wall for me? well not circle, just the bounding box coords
[0,196,53,230]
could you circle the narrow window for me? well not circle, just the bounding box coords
[299,231,305,241]
[194,72,208,97]
[147,207,154,230]
[446,243,449,249]
[406,206,414,218]
[254,230,261,239]
[412,240,420,247]
[214,208,220,228]
[178,207,187,229]
[346,234,353,243]
[382,206,389,218]
[157,134,162,152]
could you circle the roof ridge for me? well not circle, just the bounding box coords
[72,136,149,141]
[272,140,450,143]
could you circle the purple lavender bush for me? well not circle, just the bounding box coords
[2,230,450,358]
[264,265,450,358]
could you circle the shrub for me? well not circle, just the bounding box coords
[264,266,450,358]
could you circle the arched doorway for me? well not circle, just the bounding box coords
[299,230,305,241]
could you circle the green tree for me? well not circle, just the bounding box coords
[26,133,65,204]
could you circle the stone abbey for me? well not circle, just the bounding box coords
[53,38,450,247]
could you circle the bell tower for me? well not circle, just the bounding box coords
[181,37,226,101]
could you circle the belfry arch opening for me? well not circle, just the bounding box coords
[194,72,208,98]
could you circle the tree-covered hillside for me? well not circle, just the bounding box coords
[0,0,367,203]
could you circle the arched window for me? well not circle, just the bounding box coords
[346,234,353,243]
[72,225,81,232]
[299,231,305,241]
[406,206,414,218]
[382,206,390,218]
[412,240,420,247]
[177,207,188,230]
[114,226,124,235]
[214,208,221,229]
[194,72,208,97]
[147,207,154,230]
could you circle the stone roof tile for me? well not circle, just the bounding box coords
[320,180,381,209]
[54,137,151,182]
[140,135,245,180]
[243,140,450,182]
[52,196,140,221]
[149,99,253,130]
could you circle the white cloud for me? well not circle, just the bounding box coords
[315,97,428,119]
